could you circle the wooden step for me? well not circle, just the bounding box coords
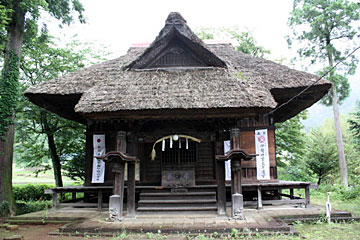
[137,206,217,211]
[138,199,216,204]
[137,189,217,212]
[138,199,217,208]
[140,191,216,196]
[140,192,216,200]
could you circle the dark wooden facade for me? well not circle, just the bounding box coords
[84,115,276,187]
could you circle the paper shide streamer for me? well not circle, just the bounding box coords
[151,134,201,160]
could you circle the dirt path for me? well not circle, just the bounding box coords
[0,224,186,240]
[0,224,90,240]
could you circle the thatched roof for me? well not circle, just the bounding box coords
[25,12,331,124]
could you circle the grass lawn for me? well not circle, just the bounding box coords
[13,164,77,185]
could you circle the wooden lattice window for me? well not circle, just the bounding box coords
[162,141,197,164]
[151,46,204,68]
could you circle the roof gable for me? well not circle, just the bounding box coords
[127,12,227,69]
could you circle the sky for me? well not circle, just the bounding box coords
[47,0,360,128]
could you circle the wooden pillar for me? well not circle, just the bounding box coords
[127,134,137,217]
[113,161,126,194]
[305,185,310,207]
[231,160,241,194]
[290,188,294,199]
[72,192,76,202]
[52,192,59,209]
[230,128,244,219]
[257,186,263,209]
[127,162,136,216]
[84,127,93,186]
[109,131,126,221]
[215,140,226,215]
[98,190,103,211]
[230,128,242,194]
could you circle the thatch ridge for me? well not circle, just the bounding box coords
[126,12,227,69]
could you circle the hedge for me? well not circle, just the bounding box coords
[13,184,53,201]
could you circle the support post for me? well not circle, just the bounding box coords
[52,192,59,209]
[72,192,76,202]
[127,162,136,217]
[126,137,136,217]
[305,185,310,208]
[290,188,294,199]
[230,128,244,219]
[98,190,103,211]
[257,186,263,209]
[215,140,226,215]
[84,128,93,186]
[112,161,125,219]
[108,131,126,221]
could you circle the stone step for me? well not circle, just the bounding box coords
[283,216,360,224]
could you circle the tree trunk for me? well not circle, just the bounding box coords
[326,38,349,189]
[0,0,25,215]
[41,112,63,187]
[47,133,63,187]
[317,176,322,186]
[332,87,349,188]
[0,122,16,215]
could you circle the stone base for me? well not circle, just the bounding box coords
[232,193,244,219]
[107,195,123,222]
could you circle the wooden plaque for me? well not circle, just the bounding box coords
[162,170,195,188]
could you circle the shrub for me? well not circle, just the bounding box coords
[338,186,360,201]
[13,184,53,201]
[0,201,10,217]
[16,200,52,215]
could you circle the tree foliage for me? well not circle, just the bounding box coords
[275,111,307,167]
[288,0,360,188]
[304,127,338,185]
[348,101,360,147]
[15,31,104,184]
[196,27,270,58]
[288,0,359,105]
[0,0,85,213]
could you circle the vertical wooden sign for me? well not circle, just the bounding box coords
[92,134,106,183]
[255,129,270,180]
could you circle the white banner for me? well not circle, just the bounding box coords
[255,129,270,180]
[92,134,106,183]
[224,140,231,181]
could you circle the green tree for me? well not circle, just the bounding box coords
[15,31,105,185]
[349,101,360,147]
[304,127,338,186]
[196,27,270,58]
[0,0,84,214]
[288,0,360,188]
[275,111,307,167]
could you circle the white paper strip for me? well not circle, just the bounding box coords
[224,140,231,181]
[92,134,106,183]
[170,137,173,148]
[162,139,165,151]
[255,129,270,180]
[186,138,188,149]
